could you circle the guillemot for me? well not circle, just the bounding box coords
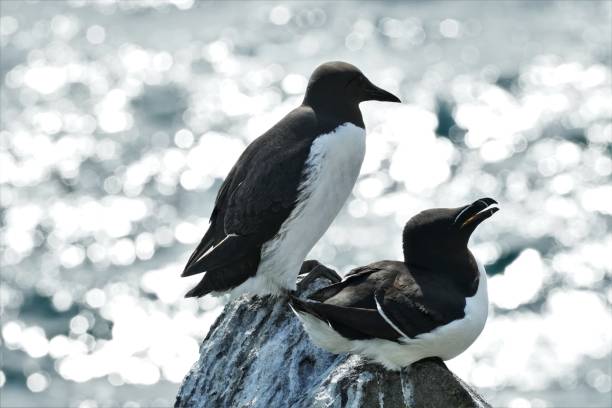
[182,61,401,298]
[290,198,499,369]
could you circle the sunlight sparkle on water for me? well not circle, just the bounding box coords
[1,1,610,406]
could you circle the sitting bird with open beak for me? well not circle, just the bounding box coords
[290,198,499,369]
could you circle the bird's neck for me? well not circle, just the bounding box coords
[302,100,365,129]
[404,252,480,297]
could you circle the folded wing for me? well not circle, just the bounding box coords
[182,109,317,296]
[292,261,450,341]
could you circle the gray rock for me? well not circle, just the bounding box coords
[175,273,491,408]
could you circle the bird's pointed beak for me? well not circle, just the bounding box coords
[361,79,401,103]
[454,197,499,234]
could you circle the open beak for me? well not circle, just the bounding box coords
[361,79,401,103]
[454,197,499,231]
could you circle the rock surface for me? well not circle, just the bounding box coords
[175,273,491,408]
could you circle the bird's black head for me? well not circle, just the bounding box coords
[402,198,499,287]
[303,61,401,123]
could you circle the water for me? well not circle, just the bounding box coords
[0,1,611,407]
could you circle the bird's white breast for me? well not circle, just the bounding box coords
[243,122,366,296]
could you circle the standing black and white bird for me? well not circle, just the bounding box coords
[181,61,401,298]
[290,198,499,369]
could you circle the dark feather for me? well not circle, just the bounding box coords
[182,235,258,277]
[182,106,359,296]
[290,295,399,341]
[300,261,469,341]
[185,251,261,297]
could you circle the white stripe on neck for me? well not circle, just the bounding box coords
[375,295,411,339]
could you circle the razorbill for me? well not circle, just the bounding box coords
[182,61,401,298]
[290,198,499,370]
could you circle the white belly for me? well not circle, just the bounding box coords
[295,262,489,370]
[230,123,366,297]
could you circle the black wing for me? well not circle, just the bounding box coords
[295,261,462,340]
[290,296,400,341]
[378,267,466,337]
[181,164,239,274]
[182,107,323,296]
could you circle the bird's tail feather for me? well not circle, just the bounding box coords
[288,295,327,320]
[182,226,218,274]
[184,248,261,298]
[182,234,256,277]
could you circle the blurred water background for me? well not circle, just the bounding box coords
[0,1,611,407]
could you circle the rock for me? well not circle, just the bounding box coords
[175,271,491,408]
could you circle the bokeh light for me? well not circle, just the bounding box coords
[1,1,610,407]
